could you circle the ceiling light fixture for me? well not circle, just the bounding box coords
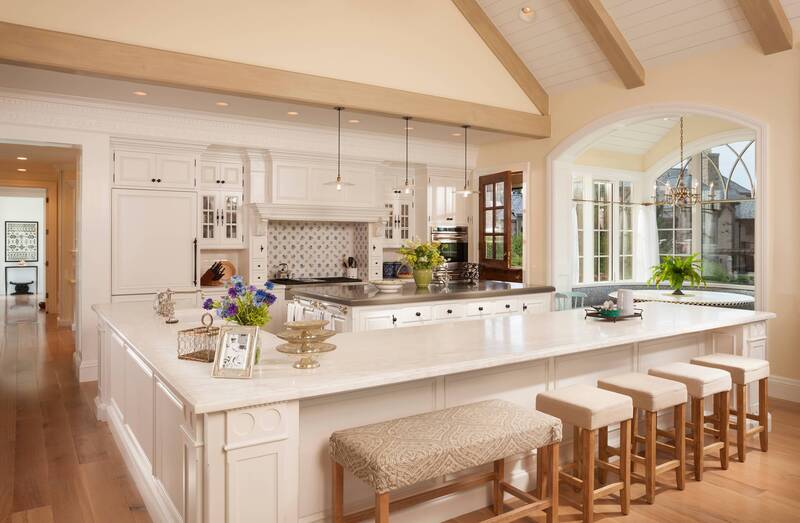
[16,156,28,161]
[215,101,229,107]
[405,125,414,131]
[655,116,701,206]
[348,119,360,124]
[394,116,413,195]
[287,111,299,116]
[323,107,354,191]
[17,168,26,172]
[519,6,535,22]
[455,126,477,197]
[132,90,148,96]
[451,132,462,137]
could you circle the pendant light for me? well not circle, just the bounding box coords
[394,116,413,194]
[455,125,476,197]
[323,107,354,191]
[655,116,700,206]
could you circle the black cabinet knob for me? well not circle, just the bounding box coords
[415,311,421,317]
[156,178,162,183]
[478,306,484,312]
[392,315,397,324]
[505,304,511,309]
[216,180,220,183]
[151,178,156,182]
[221,180,226,184]
[523,305,528,311]
[446,309,453,314]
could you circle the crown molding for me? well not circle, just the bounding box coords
[252,203,386,223]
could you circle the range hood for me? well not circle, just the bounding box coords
[252,203,387,223]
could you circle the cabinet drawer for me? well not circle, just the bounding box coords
[494,299,521,314]
[522,298,549,314]
[252,260,267,273]
[432,303,465,320]
[396,306,432,324]
[250,271,268,285]
[369,269,382,281]
[466,301,494,317]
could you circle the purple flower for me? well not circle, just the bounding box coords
[227,286,238,298]
[202,298,214,310]
[265,292,277,306]
[225,302,238,317]
[248,285,257,293]
[234,282,246,296]
[265,281,275,290]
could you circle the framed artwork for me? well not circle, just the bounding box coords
[211,325,258,379]
[5,221,38,263]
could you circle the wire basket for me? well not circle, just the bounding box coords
[177,313,219,362]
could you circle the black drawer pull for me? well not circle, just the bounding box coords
[216,180,220,183]
[478,306,484,312]
[221,180,226,184]
[151,178,156,182]
[505,304,511,309]
[523,304,528,311]
[415,311,421,317]
[392,315,397,324]
[446,309,453,314]
[156,178,162,183]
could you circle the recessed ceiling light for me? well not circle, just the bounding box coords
[17,168,26,172]
[451,132,462,137]
[348,119,360,124]
[16,156,28,161]
[215,101,229,107]
[132,90,148,96]
[287,111,299,116]
[405,126,414,131]
[519,6,535,22]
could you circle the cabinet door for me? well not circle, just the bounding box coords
[154,380,185,519]
[219,162,243,187]
[114,150,157,188]
[220,192,244,246]
[125,347,154,466]
[198,161,220,189]
[112,189,198,295]
[494,298,522,315]
[360,310,398,331]
[156,154,196,189]
[198,192,219,246]
[383,202,395,246]
[397,199,412,244]
[521,297,549,314]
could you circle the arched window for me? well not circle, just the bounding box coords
[654,140,755,285]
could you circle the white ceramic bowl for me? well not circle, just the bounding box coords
[370,280,405,293]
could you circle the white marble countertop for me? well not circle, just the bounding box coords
[93,302,774,414]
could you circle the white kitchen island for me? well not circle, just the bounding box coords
[93,301,774,523]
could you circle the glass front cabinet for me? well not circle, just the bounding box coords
[383,196,413,248]
[199,190,244,248]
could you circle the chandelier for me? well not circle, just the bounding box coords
[661,116,701,206]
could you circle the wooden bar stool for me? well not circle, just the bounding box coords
[597,373,688,504]
[536,385,632,523]
[329,399,562,523]
[691,354,769,462]
[648,362,731,481]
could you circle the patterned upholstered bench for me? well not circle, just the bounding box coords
[329,399,563,522]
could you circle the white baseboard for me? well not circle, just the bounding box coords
[770,375,800,403]
[73,352,98,382]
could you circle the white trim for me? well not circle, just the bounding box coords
[73,353,98,382]
[770,375,800,403]
[547,103,767,317]
[472,162,531,284]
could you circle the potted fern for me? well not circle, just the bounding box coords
[648,254,705,295]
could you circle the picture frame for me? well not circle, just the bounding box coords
[211,325,258,379]
[5,221,39,263]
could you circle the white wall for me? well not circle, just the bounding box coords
[0,188,45,295]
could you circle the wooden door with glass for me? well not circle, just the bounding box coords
[479,171,523,282]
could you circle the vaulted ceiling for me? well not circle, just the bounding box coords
[476,0,800,92]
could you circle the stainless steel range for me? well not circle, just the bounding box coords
[431,225,469,279]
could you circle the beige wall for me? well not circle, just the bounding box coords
[573,149,644,171]
[0,0,537,114]
[477,43,800,380]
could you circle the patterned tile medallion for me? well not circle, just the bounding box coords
[268,221,369,279]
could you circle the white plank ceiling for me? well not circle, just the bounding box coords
[590,117,675,154]
[477,0,800,93]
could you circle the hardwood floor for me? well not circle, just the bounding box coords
[0,296,151,523]
[1,295,798,522]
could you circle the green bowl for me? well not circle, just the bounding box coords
[599,308,621,318]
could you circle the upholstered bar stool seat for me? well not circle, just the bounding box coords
[537,385,633,523]
[649,362,732,480]
[691,354,770,461]
[598,373,688,503]
[330,399,563,522]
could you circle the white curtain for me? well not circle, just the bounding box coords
[571,206,580,285]
[635,205,660,282]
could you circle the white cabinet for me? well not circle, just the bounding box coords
[199,160,243,189]
[198,190,244,248]
[112,189,198,295]
[521,296,551,314]
[154,379,185,520]
[359,309,398,331]
[125,347,154,466]
[113,149,197,189]
[383,195,414,248]
[428,175,468,226]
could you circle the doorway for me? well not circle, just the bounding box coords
[478,171,523,282]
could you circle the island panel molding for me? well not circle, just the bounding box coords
[0,22,550,138]
[93,302,773,522]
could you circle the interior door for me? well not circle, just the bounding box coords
[478,171,522,282]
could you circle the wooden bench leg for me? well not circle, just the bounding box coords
[375,492,389,523]
[582,429,595,523]
[598,426,608,484]
[574,426,583,489]
[718,390,729,470]
[536,446,546,501]
[332,460,344,523]
[493,458,505,515]
[547,443,559,523]
[692,397,704,481]
[736,384,747,462]
[631,407,639,456]
[620,419,631,515]
[759,378,769,452]
[674,403,686,490]
[645,410,656,504]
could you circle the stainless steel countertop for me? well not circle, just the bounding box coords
[287,280,555,306]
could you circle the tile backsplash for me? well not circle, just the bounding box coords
[268,221,369,279]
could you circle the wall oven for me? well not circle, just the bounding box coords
[431,225,468,278]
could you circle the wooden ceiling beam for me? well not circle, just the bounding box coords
[737,0,793,55]
[0,22,550,138]
[451,0,549,115]
[568,0,645,89]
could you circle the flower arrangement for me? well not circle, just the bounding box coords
[398,240,446,288]
[202,276,278,327]
[648,254,706,295]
